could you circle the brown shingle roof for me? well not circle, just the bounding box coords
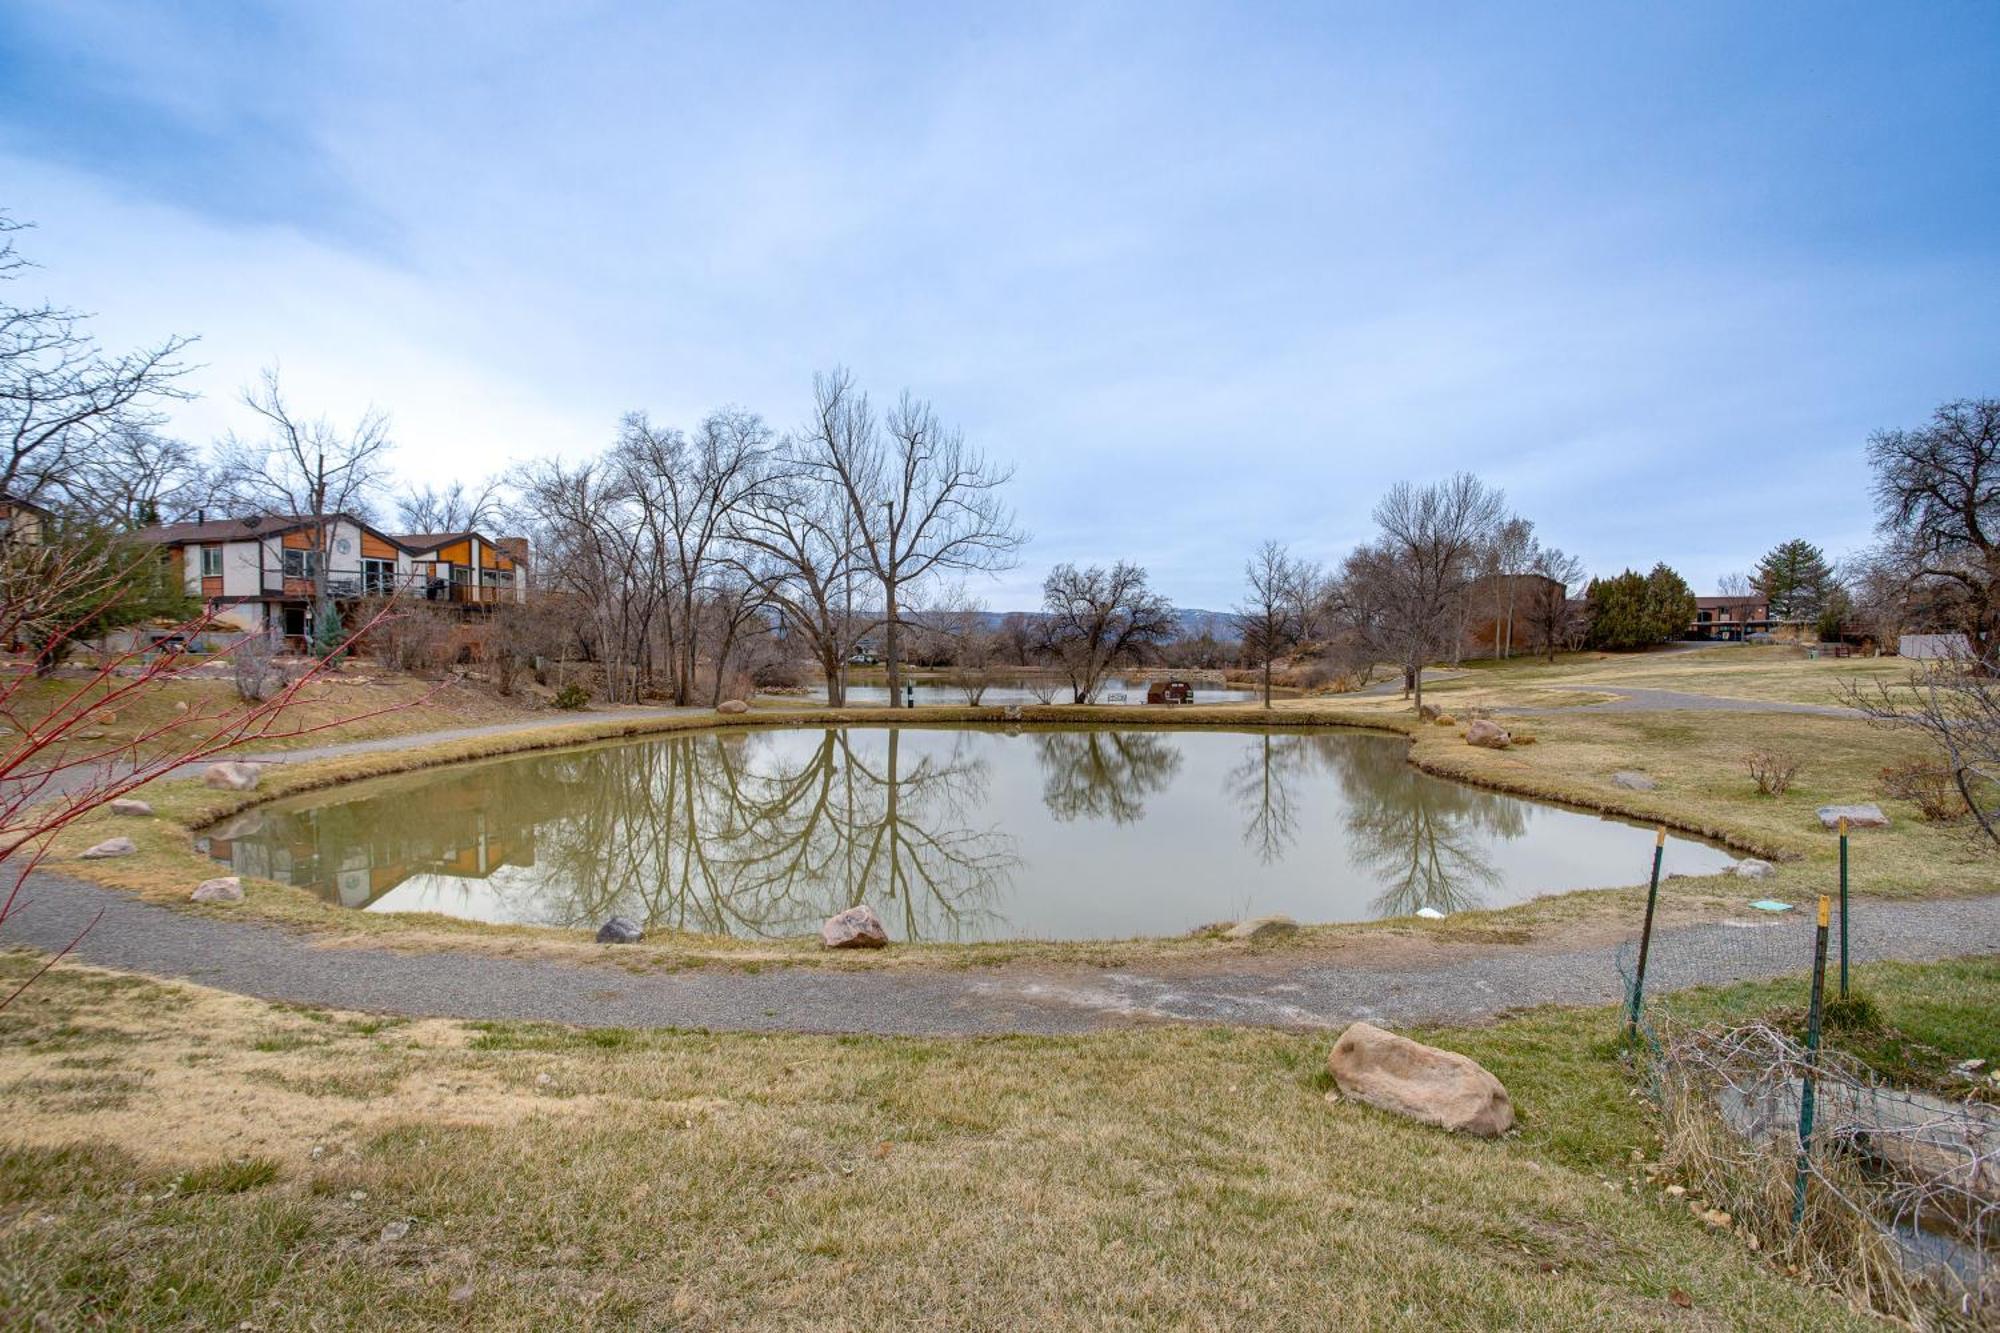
[135,515,316,544]
[391,532,476,552]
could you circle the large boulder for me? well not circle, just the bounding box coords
[108,798,154,816]
[1729,858,1777,880]
[204,762,261,791]
[191,876,244,904]
[79,836,137,860]
[716,699,750,715]
[1327,1021,1515,1138]
[595,916,643,944]
[820,904,889,949]
[1611,771,1657,792]
[1817,803,1889,830]
[1465,719,1511,750]
[1224,915,1299,941]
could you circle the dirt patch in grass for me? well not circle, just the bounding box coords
[0,958,594,1165]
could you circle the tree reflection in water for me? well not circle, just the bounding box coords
[1032,728,1184,824]
[214,729,1018,942]
[1221,731,1349,863]
[1322,736,1524,916]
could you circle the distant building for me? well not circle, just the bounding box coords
[133,514,530,649]
[1689,596,1777,641]
[0,493,52,545]
[1898,632,1975,661]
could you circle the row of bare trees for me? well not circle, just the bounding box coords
[509,369,1025,706]
[1234,474,1588,709]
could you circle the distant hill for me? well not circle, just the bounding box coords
[965,607,1241,642]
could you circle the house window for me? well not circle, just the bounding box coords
[200,547,223,578]
[283,548,320,580]
[361,558,396,595]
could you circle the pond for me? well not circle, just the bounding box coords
[199,726,1739,942]
[816,676,1259,706]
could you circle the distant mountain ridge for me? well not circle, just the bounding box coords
[965,607,1240,641]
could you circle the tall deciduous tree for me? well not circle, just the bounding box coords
[1866,398,2000,661]
[211,367,394,645]
[1037,561,1177,703]
[614,407,776,705]
[1359,473,1506,712]
[1520,545,1586,662]
[1752,538,1836,622]
[0,215,195,506]
[800,369,1023,708]
[1235,541,1308,708]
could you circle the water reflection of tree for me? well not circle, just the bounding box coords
[476,728,1015,941]
[1324,737,1526,917]
[1032,728,1184,824]
[1222,732,1349,863]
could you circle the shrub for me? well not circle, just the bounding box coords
[1877,760,1969,822]
[232,631,285,703]
[1822,992,1881,1034]
[552,683,590,711]
[1745,749,1803,796]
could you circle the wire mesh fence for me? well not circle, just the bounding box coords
[1612,824,1995,1327]
[1651,1019,1995,1327]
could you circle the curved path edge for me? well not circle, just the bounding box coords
[4,869,1997,1036]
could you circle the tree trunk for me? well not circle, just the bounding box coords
[1262,655,1272,708]
[882,576,901,708]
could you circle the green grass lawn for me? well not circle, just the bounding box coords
[2,951,1992,1329]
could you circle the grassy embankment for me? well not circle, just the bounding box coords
[36,646,1993,971]
[2,951,1993,1328]
[2,668,540,765]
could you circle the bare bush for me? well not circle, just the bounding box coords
[1878,760,1971,823]
[1746,749,1804,796]
[368,599,456,674]
[1026,676,1061,705]
[232,630,286,703]
[1842,651,2000,849]
[949,667,991,704]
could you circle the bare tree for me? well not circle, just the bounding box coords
[1480,515,1534,659]
[0,214,196,506]
[511,456,661,703]
[1867,398,2000,662]
[210,367,394,622]
[730,467,869,705]
[1841,646,2000,849]
[799,368,1024,708]
[1362,473,1506,712]
[59,423,211,526]
[395,477,506,535]
[1038,561,1177,703]
[1235,540,1306,708]
[1520,544,1587,662]
[1716,571,1753,599]
[614,407,775,704]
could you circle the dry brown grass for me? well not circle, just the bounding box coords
[0,952,1883,1330]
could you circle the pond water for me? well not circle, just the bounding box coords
[199,726,1738,942]
[818,676,1258,706]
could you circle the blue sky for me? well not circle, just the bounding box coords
[3,2,1995,607]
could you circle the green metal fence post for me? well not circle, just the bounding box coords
[1837,816,1850,999]
[1792,894,1831,1229]
[1625,828,1667,1041]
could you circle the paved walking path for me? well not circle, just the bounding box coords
[4,867,1994,1035]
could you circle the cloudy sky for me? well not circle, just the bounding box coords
[3,2,1995,607]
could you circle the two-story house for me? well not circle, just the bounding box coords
[137,513,421,644]
[392,531,525,606]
